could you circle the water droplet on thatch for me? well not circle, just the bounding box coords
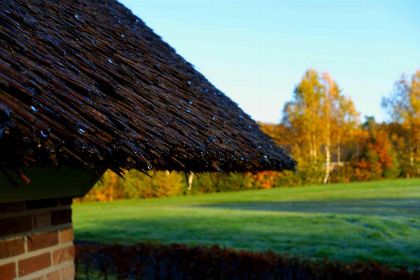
[188,100,193,105]
[187,80,192,85]
[74,14,80,20]
[120,33,125,38]
[40,130,49,138]
[0,127,10,137]
[78,128,86,134]
[107,58,113,64]
[30,105,38,113]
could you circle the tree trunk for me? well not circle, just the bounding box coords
[410,147,414,166]
[187,172,194,192]
[323,139,331,184]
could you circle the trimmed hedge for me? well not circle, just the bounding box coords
[75,242,419,280]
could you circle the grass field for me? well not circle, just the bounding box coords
[73,178,420,269]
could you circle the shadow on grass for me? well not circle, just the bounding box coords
[75,216,420,269]
[75,211,420,268]
[195,198,420,217]
[74,197,420,268]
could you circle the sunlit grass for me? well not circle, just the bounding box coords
[73,178,420,268]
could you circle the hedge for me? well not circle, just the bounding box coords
[75,242,419,280]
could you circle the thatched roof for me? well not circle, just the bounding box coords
[0,0,295,177]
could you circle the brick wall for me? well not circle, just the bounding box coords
[0,198,75,280]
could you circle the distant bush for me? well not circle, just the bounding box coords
[75,242,420,280]
[79,170,184,202]
[190,172,254,194]
[123,170,184,198]
[79,170,295,202]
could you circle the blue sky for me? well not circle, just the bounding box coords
[119,0,420,123]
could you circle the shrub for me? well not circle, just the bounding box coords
[75,242,420,280]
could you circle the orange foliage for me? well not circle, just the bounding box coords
[249,171,282,189]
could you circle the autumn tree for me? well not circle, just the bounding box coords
[351,117,400,180]
[81,170,123,202]
[282,69,324,183]
[383,70,420,177]
[321,73,359,183]
[283,69,359,183]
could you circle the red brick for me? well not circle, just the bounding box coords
[27,231,59,252]
[0,262,16,280]
[0,202,25,214]
[33,212,51,229]
[0,237,25,258]
[52,246,75,265]
[0,215,32,237]
[46,270,61,280]
[51,209,72,226]
[18,252,51,277]
[61,265,75,280]
[59,228,74,243]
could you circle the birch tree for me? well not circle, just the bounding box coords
[283,69,359,183]
[283,69,324,168]
[321,73,359,183]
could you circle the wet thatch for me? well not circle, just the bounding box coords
[0,0,295,178]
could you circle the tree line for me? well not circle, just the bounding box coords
[79,69,419,201]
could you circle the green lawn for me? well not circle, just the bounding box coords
[73,178,420,269]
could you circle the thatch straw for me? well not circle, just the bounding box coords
[0,0,295,177]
